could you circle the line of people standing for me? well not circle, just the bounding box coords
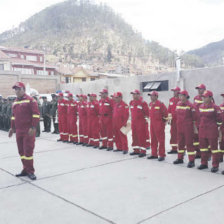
[56,85,224,174]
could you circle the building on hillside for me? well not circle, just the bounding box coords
[0,46,56,76]
[57,65,99,83]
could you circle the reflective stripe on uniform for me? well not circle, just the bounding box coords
[21,156,33,160]
[193,142,199,146]
[32,114,40,118]
[199,108,215,112]
[93,139,99,142]
[178,150,185,153]
[171,144,178,147]
[154,106,160,109]
[195,100,203,104]
[187,151,196,155]
[11,116,15,120]
[212,150,219,154]
[13,100,30,105]
[200,148,209,152]
[108,138,113,141]
[176,106,190,110]
[101,137,108,140]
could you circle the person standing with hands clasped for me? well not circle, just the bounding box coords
[9,82,40,180]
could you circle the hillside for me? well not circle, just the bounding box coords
[188,39,224,66]
[0,0,201,73]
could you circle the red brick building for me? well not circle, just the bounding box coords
[0,46,56,75]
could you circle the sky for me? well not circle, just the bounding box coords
[0,0,224,52]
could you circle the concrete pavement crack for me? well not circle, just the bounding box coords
[36,156,138,181]
[0,166,116,224]
[136,184,224,224]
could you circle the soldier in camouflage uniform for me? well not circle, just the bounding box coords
[50,94,59,134]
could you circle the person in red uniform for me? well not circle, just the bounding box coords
[57,92,69,142]
[77,95,88,145]
[9,82,40,180]
[129,90,150,157]
[67,93,78,144]
[147,91,168,161]
[167,86,180,154]
[87,94,100,148]
[193,84,206,158]
[139,96,151,149]
[99,89,114,151]
[173,90,197,168]
[219,93,224,165]
[197,90,222,173]
[113,92,129,154]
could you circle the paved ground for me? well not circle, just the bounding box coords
[1,126,224,224]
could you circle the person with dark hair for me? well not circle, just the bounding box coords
[197,90,222,173]
[57,92,69,142]
[167,87,180,154]
[113,92,129,154]
[99,89,114,151]
[147,91,168,161]
[129,89,150,157]
[50,94,59,134]
[8,82,40,180]
[41,96,51,133]
[173,90,197,168]
[193,84,206,159]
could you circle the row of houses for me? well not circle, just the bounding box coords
[0,46,127,83]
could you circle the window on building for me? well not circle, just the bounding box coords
[40,56,43,62]
[65,77,71,83]
[82,78,86,82]
[7,53,17,58]
[37,69,48,75]
[142,80,169,92]
[90,78,95,81]
[21,55,25,59]
[0,64,4,70]
[26,55,37,62]
[14,67,33,75]
[50,71,54,76]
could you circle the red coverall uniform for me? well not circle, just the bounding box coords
[99,97,114,148]
[130,99,150,154]
[78,101,88,144]
[67,99,78,143]
[149,100,168,158]
[176,101,196,161]
[219,103,224,161]
[113,100,129,151]
[11,94,40,174]
[87,101,100,147]
[193,95,204,157]
[199,103,222,168]
[168,96,179,151]
[58,98,68,141]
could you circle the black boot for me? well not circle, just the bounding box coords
[27,173,37,180]
[107,148,113,151]
[187,161,195,168]
[99,146,107,150]
[211,167,219,173]
[130,152,139,156]
[57,139,62,142]
[123,151,128,154]
[198,164,208,170]
[158,157,165,161]
[168,150,178,154]
[138,153,146,158]
[173,159,184,164]
[15,171,27,177]
[147,155,158,159]
[113,149,122,152]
